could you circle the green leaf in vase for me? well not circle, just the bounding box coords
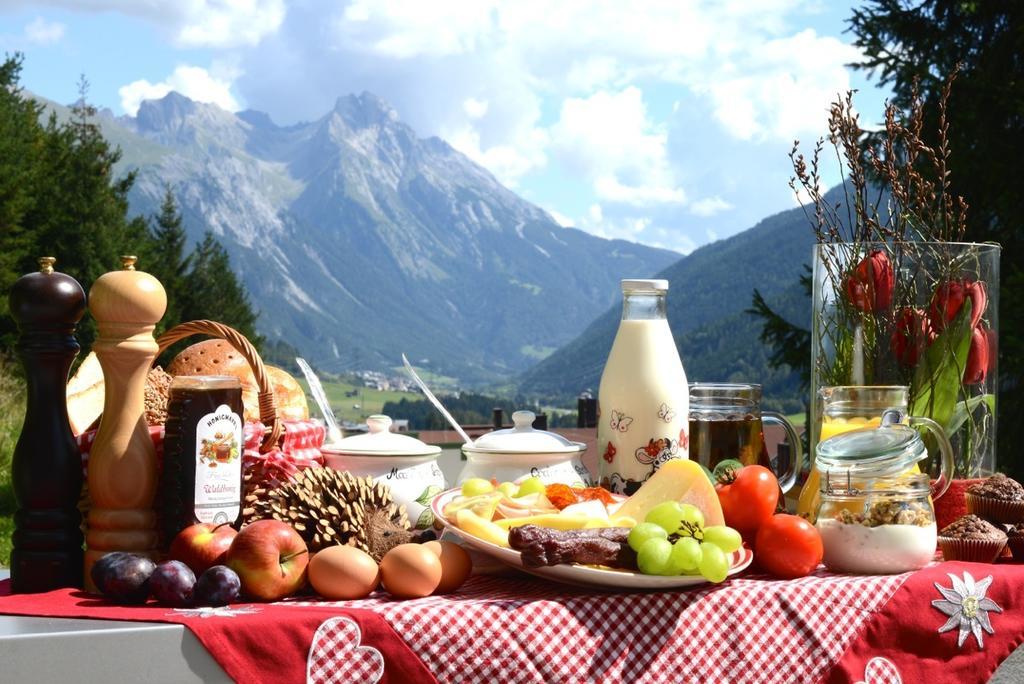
[415,484,443,506]
[909,300,973,429]
[945,393,996,436]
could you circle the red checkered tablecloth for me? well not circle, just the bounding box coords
[4,560,1024,683]
[292,570,910,683]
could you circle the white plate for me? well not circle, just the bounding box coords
[431,487,753,590]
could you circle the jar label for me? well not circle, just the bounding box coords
[194,404,242,524]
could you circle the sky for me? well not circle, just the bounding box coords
[0,1,891,256]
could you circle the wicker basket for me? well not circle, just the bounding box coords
[155,319,283,453]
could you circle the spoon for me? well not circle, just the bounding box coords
[401,353,474,446]
[295,357,343,444]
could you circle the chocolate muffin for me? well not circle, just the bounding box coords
[1006,525,1024,562]
[938,514,1007,563]
[966,473,1024,524]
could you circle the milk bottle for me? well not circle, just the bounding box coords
[598,279,689,495]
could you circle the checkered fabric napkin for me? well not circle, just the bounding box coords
[290,570,910,684]
[307,616,385,684]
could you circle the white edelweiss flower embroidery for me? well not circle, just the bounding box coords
[170,605,263,619]
[932,571,1002,648]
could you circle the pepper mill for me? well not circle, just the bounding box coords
[9,257,87,592]
[84,256,167,591]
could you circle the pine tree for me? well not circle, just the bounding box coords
[848,0,1024,474]
[148,187,190,333]
[180,232,262,346]
[0,55,44,351]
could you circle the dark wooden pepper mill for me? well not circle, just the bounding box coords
[9,256,87,592]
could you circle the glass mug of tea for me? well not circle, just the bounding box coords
[688,383,802,492]
[796,385,950,520]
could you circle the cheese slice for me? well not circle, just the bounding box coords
[614,459,724,527]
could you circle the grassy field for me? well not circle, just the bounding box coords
[300,376,421,424]
[0,358,24,567]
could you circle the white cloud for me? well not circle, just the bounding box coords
[24,16,65,44]
[704,29,863,141]
[690,196,732,217]
[119,64,241,116]
[21,0,285,47]
[551,87,684,207]
[462,97,489,119]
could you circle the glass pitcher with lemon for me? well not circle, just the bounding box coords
[797,385,950,521]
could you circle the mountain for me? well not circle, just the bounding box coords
[47,92,678,383]
[517,186,857,412]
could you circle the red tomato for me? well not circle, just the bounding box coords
[755,514,823,579]
[715,465,779,536]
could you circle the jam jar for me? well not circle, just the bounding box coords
[814,410,954,574]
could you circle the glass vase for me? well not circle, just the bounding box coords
[809,241,1000,479]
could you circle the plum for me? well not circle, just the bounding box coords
[194,565,241,606]
[96,553,156,605]
[150,560,196,607]
[91,552,134,594]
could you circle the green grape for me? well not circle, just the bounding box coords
[697,542,730,583]
[637,538,673,575]
[497,482,518,497]
[515,476,546,497]
[678,503,704,529]
[628,522,668,552]
[665,536,702,574]
[461,478,495,497]
[702,526,742,554]
[645,501,685,533]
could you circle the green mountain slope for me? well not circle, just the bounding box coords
[517,187,854,410]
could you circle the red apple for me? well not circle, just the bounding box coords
[226,520,308,601]
[170,523,238,575]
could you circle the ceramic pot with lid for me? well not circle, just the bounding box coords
[459,410,591,487]
[321,415,446,529]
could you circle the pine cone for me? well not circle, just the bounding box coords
[243,467,411,560]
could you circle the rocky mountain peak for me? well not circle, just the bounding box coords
[332,91,400,129]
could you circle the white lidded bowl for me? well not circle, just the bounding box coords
[458,410,592,486]
[321,415,446,529]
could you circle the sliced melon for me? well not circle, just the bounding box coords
[455,509,510,547]
[615,459,725,527]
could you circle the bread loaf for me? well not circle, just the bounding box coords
[167,339,309,422]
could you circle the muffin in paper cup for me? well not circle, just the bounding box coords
[966,491,1024,524]
[1006,526,1024,562]
[938,514,1007,563]
[965,473,1024,525]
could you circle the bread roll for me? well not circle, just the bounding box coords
[66,352,104,434]
[167,339,309,422]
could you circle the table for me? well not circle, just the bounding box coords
[5,562,1024,683]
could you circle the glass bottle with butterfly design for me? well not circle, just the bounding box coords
[597,279,689,495]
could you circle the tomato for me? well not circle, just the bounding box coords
[754,514,823,579]
[715,465,779,537]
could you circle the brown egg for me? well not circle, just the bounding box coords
[308,545,380,600]
[380,543,442,599]
[424,540,472,594]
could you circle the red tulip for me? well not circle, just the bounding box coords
[890,307,931,367]
[964,326,990,385]
[929,279,987,331]
[845,249,894,312]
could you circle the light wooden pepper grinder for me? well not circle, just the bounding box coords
[84,256,166,591]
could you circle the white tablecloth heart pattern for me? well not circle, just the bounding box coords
[306,616,384,684]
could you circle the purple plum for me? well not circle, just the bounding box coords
[96,553,156,605]
[150,560,196,607]
[194,565,241,606]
